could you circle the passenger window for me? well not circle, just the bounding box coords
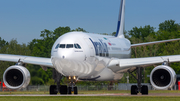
[59,44,65,48]
[66,44,73,48]
[74,44,81,49]
[55,44,59,49]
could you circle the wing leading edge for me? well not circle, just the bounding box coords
[0,54,53,67]
[108,55,180,73]
[131,38,180,47]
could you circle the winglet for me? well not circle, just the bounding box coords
[115,0,125,38]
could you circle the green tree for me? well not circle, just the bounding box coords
[71,27,87,32]
[156,20,180,40]
[159,20,179,32]
[0,37,8,50]
[128,25,155,41]
[53,26,71,40]
[28,29,55,85]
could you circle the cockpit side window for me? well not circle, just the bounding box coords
[55,44,59,49]
[74,44,81,49]
[66,44,73,48]
[59,44,65,48]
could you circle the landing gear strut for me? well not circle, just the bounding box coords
[128,67,148,95]
[50,69,62,94]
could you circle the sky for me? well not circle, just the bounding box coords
[0,0,180,44]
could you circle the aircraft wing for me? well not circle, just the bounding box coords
[131,38,180,47]
[108,55,180,73]
[0,54,53,67]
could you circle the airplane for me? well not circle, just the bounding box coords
[1,0,180,95]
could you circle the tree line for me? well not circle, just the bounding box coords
[0,19,180,85]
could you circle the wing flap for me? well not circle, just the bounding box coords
[0,54,53,67]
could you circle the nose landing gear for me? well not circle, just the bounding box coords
[49,69,78,95]
[68,76,78,94]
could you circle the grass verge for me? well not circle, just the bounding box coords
[1,96,180,101]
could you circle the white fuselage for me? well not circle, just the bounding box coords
[51,32,131,81]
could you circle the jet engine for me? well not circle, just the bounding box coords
[150,65,176,90]
[3,65,30,90]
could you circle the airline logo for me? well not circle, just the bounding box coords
[89,38,109,56]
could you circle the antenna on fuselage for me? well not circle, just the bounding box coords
[115,0,125,38]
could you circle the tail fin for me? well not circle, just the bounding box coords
[115,0,125,38]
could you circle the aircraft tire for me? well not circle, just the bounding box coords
[60,85,67,94]
[131,85,138,95]
[141,85,148,95]
[68,87,72,94]
[50,85,58,95]
[74,86,78,94]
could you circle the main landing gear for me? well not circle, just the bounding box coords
[49,69,78,95]
[128,67,148,95]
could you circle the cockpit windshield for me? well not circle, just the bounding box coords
[59,43,81,49]
[66,44,73,48]
[59,44,65,48]
[55,44,59,49]
[74,44,81,49]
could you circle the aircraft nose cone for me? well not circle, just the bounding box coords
[58,49,74,60]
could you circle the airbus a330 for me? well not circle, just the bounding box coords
[1,0,180,95]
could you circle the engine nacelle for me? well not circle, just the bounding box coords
[3,65,30,90]
[150,65,176,90]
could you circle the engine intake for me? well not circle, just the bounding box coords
[150,65,176,90]
[3,65,30,90]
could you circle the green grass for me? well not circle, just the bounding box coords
[0,96,180,101]
[1,90,180,101]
